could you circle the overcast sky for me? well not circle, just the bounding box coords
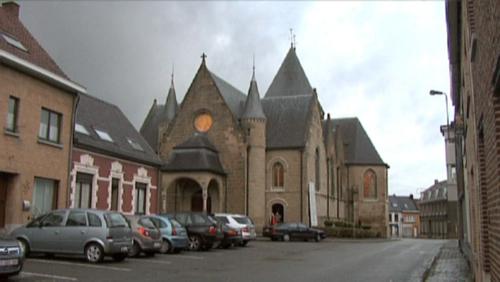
[19,1,451,197]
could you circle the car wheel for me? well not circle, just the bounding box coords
[18,239,30,257]
[128,241,141,257]
[188,235,201,251]
[85,243,104,263]
[315,233,321,242]
[283,234,290,242]
[112,254,127,262]
[160,239,172,254]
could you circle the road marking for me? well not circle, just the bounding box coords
[175,254,204,260]
[127,258,172,265]
[22,271,78,281]
[28,258,131,272]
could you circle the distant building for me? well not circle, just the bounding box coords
[0,2,85,232]
[389,195,420,238]
[70,94,161,215]
[419,179,457,239]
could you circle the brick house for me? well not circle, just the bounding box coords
[419,180,457,239]
[446,0,500,280]
[71,94,161,215]
[141,47,389,236]
[0,2,85,232]
[389,195,419,238]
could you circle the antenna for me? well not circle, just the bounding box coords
[289,28,294,48]
[252,53,256,80]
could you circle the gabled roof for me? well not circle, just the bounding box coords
[162,133,225,175]
[262,95,313,149]
[332,117,387,167]
[75,94,161,166]
[241,71,266,120]
[389,195,419,212]
[0,3,67,78]
[209,71,246,118]
[265,47,313,98]
[420,180,448,202]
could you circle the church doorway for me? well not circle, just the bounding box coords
[272,203,284,223]
[162,176,221,213]
[191,190,211,212]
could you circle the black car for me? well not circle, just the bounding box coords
[263,223,326,242]
[0,234,23,278]
[163,213,219,251]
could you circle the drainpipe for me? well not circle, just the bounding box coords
[327,158,330,219]
[246,146,250,216]
[66,94,79,208]
[224,177,228,212]
[336,166,340,219]
[300,149,304,222]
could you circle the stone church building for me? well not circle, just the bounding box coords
[141,46,389,236]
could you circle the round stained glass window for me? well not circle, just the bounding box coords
[194,113,213,132]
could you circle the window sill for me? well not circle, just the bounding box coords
[37,138,63,149]
[270,187,285,192]
[4,129,19,138]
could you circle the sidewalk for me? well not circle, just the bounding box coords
[425,240,472,282]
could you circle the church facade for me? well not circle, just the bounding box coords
[141,47,389,236]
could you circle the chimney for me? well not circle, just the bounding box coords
[409,194,413,200]
[434,179,438,185]
[2,1,20,18]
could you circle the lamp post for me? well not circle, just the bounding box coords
[429,90,450,136]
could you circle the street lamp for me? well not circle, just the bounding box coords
[429,90,450,139]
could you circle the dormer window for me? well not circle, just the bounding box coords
[2,33,27,52]
[75,123,89,135]
[95,129,113,142]
[127,138,143,151]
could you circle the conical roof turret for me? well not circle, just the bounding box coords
[242,67,266,120]
[164,74,178,121]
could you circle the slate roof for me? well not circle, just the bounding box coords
[162,133,225,175]
[209,71,247,118]
[420,180,448,202]
[262,95,313,149]
[241,72,266,120]
[139,101,164,152]
[0,3,68,78]
[389,195,419,212]
[75,93,161,166]
[265,47,313,98]
[332,118,387,167]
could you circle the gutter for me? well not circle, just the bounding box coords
[0,50,87,94]
[67,94,80,208]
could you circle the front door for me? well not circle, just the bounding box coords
[0,173,8,228]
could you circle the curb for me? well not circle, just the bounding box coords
[421,245,443,282]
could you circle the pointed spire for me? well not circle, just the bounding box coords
[265,46,312,98]
[242,62,266,120]
[164,70,178,121]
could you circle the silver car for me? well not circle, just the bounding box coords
[126,215,162,257]
[214,213,257,246]
[11,208,132,263]
[0,234,23,278]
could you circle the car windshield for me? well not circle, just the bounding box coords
[234,217,252,225]
[104,212,129,228]
[170,218,183,228]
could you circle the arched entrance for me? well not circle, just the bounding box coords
[162,176,222,213]
[191,190,211,212]
[272,203,284,223]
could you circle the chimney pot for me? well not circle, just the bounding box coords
[410,194,413,200]
[434,179,438,184]
[2,1,19,18]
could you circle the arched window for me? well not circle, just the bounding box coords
[315,148,320,191]
[363,169,377,198]
[272,162,284,188]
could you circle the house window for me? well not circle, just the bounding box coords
[110,178,120,211]
[363,169,377,199]
[75,123,89,135]
[75,173,93,208]
[395,214,399,222]
[135,182,147,214]
[6,96,19,132]
[272,162,284,188]
[32,178,58,217]
[389,213,392,222]
[95,129,113,142]
[39,108,61,143]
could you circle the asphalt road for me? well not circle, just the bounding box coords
[6,238,445,282]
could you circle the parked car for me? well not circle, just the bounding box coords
[144,215,188,254]
[163,212,219,251]
[126,215,162,257]
[11,208,132,263]
[0,234,23,278]
[263,223,326,242]
[214,213,256,246]
[209,215,241,249]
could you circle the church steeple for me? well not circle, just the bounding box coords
[164,72,178,121]
[242,63,266,120]
[264,46,313,98]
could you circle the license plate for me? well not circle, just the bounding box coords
[120,246,128,252]
[154,242,161,248]
[0,259,18,266]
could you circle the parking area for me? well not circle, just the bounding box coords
[6,239,445,282]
